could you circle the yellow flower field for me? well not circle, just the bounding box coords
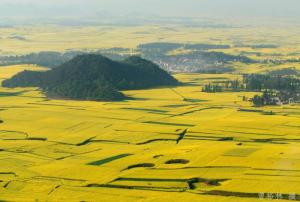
[0,65,299,201]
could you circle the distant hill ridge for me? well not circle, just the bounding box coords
[2,54,179,101]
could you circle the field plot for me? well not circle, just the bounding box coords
[1,25,300,59]
[0,66,300,201]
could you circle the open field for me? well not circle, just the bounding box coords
[1,25,300,61]
[0,65,299,201]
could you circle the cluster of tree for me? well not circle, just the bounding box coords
[235,44,278,49]
[196,66,234,74]
[262,58,300,64]
[202,74,300,106]
[8,36,27,41]
[196,51,253,63]
[252,91,275,106]
[0,50,130,68]
[267,67,299,76]
[3,54,179,101]
[251,44,278,49]
[138,42,183,55]
[0,51,79,67]
[202,84,223,93]
[138,42,230,55]
[202,79,244,93]
[96,48,131,61]
[252,90,298,106]
[184,44,230,50]
[243,74,300,92]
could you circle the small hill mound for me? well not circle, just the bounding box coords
[2,54,179,101]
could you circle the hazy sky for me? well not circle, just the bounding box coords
[0,0,299,19]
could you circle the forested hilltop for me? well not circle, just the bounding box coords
[2,54,179,101]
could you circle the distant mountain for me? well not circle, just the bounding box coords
[2,54,179,101]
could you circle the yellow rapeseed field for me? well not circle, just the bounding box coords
[0,64,299,201]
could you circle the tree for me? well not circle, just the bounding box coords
[253,95,264,106]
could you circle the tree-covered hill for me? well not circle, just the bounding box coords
[2,54,179,101]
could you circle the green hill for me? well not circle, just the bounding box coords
[2,54,179,101]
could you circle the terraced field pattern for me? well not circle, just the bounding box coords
[0,65,300,201]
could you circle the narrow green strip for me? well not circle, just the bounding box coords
[88,153,132,166]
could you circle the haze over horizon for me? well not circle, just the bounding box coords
[0,0,299,20]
